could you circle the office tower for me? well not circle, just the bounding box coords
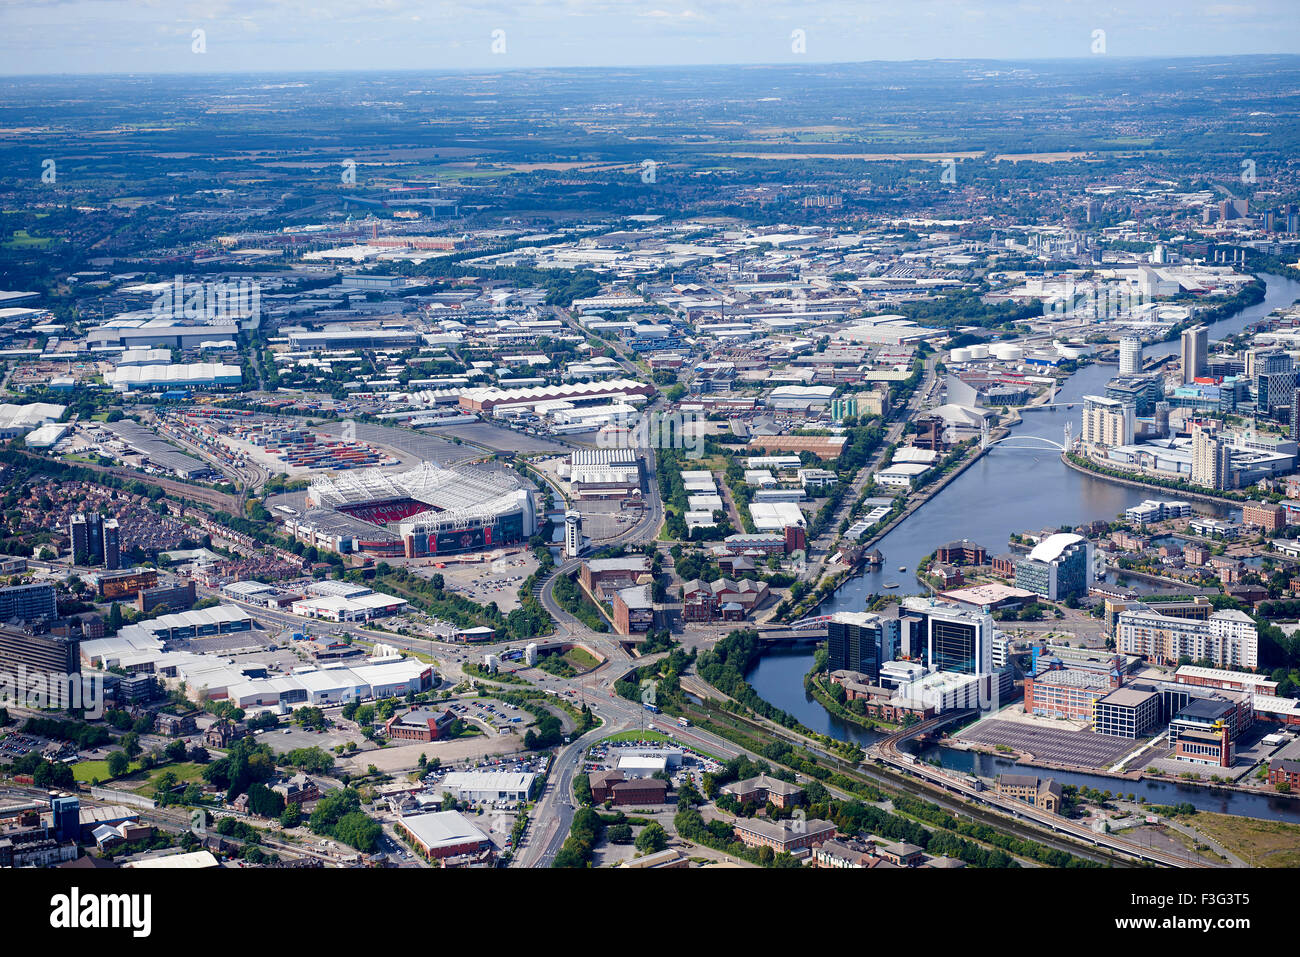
[1081,395,1135,450]
[1105,373,1162,416]
[0,626,79,706]
[924,604,993,676]
[1292,386,1300,438]
[1015,533,1094,602]
[1255,350,1295,418]
[103,518,121,571]
[563,510,582,558]
[1218,198,1248,221]
[1180,326,1207,384]
[0,582,57,622]
[827,612,900,681]
[1118,336,1142,375]
[1287,205,1299,234]
[50,795,80,843]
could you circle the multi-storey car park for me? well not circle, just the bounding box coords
[291,462,537,558]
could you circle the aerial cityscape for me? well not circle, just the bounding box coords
[1,0,1298,924]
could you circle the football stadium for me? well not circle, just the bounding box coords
[288,462,538,558]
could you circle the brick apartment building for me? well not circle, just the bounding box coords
[579,556,651,600]
[680,578,769,622]
[1268,758,1300,789]
[934,540,987,566]
[1243,501,1286,531]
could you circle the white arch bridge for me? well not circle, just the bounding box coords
[981,419,1072,452]
[984,435,1067,451]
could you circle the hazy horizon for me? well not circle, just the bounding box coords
[5,51,1300,81]
[1,0,1297,76]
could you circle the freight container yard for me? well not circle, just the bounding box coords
[165,409,400,475]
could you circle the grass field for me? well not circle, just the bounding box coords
[126,761,209,796]
[71,758,208,791]
[4,229,53,249]
[564,647,602,671]
[72,759,139,784]
[1184,811,1300,867]
[598,730,674,745]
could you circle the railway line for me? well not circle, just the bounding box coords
[872,716,1215,868]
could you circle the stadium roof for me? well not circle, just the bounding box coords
[305,462,531,533]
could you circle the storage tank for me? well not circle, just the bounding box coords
[950,347,972,363]
[991,343,1023,362]
[967,343,990,360]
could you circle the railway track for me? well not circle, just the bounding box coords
[873,717,1215,868]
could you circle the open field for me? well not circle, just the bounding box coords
[72,759,138,784]
[706,151,986,161]
[1182,811,1300,867]
[598,730,676,746]
[126,761,210,796]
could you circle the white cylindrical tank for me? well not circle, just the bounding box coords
[950,347,972,363]
[967,344,989,359]
[991,343,1023,362]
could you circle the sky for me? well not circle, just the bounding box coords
[0,0,1297,75]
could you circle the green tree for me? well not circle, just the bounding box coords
[608,823,633,844]
[635,822,668,854]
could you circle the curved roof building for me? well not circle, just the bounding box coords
[1028,532,1086,564]
[1018,533,1093,602]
